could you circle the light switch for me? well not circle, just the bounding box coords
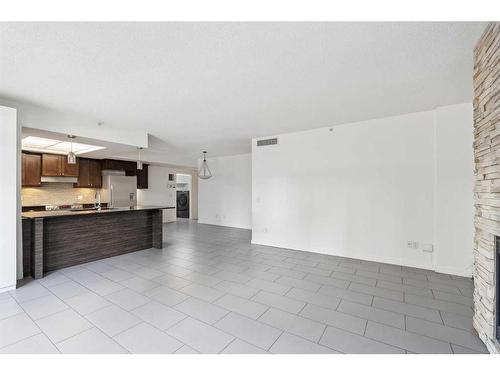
[422,244,434,253]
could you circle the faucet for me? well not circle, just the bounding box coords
[94,190,101,210]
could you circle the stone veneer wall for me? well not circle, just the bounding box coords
[473,22,500,354]
[22,183,98,207]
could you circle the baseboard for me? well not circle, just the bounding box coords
[434,265,472,278]
[198,220,251,230]
[0,284,16,293]
[250,239,468,276]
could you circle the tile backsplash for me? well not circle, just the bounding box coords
[22,183,98,207]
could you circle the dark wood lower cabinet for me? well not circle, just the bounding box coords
[23,209,164,277]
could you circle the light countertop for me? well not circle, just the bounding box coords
[22,205,174,219]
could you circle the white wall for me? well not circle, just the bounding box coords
[137,166,178,223]
[252,103,473,276]
[0,106,18,291]
[434,103,474,276]
[198,154,252,230]
[137,165,199,222]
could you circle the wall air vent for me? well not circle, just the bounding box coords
[257,138,278,147]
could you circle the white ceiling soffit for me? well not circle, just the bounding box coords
[0,22,487,166]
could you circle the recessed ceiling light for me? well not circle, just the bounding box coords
[22,136,106,155]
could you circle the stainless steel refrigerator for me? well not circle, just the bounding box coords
[101,173,137,207]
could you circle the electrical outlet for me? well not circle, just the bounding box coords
[407,241,418,249]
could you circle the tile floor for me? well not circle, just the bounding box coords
[0,221,488,354]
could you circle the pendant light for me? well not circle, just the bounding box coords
[198,151,212,179]
[67,135,77,164]
[137,147,143,170]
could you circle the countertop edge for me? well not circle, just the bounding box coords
[22,206,175,219]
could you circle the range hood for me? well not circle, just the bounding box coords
[41,176,78,183]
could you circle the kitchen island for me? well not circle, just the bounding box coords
[22,206,173,279]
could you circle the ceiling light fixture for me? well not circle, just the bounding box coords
[21,136,105,155]
[198,151,212,180]
[137,147,143,170]
[67,135,77,164]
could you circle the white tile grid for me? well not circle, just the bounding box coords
[0,220,487,354]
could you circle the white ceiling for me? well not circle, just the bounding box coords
[0,22,486,166]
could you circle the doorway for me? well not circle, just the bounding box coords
[176,173,192,219]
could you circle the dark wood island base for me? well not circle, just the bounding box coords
[22,206,169,279]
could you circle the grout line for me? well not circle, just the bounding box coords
[217,337,237,354]
[211,310,232,326]
[0,330,47,352]
[9,222,477,354]
[11,286,64,353]
[256,306,271,320]
[438,310,445,325]
[449,343,456,354]
[267,331,284,352]
[317,325,328,344]
[297,303,308,315]
[334,298,342,311]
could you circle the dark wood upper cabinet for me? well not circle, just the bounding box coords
[75,158,102,188]
[22,152,41,187]
[41,154,62,176]
[74,158,90,187]
[41,154,79,177]
[101,159,137,176]
[137,164,148,189]
[89,159,102,187]
[61,157,79,176]
[102,158,146,188]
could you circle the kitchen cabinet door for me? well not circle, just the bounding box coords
[61,156,79,176]
[89,159,102,188]
[74,158,102,188]
[22,153,41,187]
[41,154,62,176]
[101,159,136,176]
[74,158,90,187]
